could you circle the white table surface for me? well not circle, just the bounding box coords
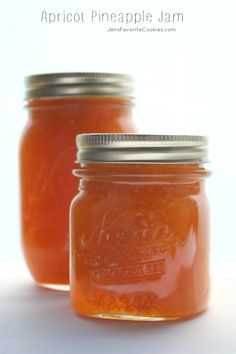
[1,267,236,354]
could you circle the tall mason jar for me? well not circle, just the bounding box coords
[20,73,136,290]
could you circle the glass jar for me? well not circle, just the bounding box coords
[20,73,136,290]
[70,134,210,321]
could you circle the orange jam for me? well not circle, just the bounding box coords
[70,134,210,321]
[20,73,136,290]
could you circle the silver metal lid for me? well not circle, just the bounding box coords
[76,134,208,164]
[25,72,134,99]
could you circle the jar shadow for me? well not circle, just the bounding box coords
[1,280,213,354]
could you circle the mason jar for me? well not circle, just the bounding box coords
[20,73,136,290]
[70,134,210,321]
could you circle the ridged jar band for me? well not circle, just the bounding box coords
[25,72,134,99]
[76,134,209,164]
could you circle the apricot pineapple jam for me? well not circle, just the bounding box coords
[70,134,210,321]
[20,73,136,290]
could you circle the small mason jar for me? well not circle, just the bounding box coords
[20,73,136,290]
[70,134,210,321]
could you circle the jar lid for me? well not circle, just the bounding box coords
[25,72,134,99]
[76,134,208,164]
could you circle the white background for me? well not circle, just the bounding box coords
[0,1,236,353]
[1,0,235,273]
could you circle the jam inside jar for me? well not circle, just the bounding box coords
[20,73,136,290]
[70,134,210,321]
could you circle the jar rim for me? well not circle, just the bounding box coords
[72,166,211,182]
